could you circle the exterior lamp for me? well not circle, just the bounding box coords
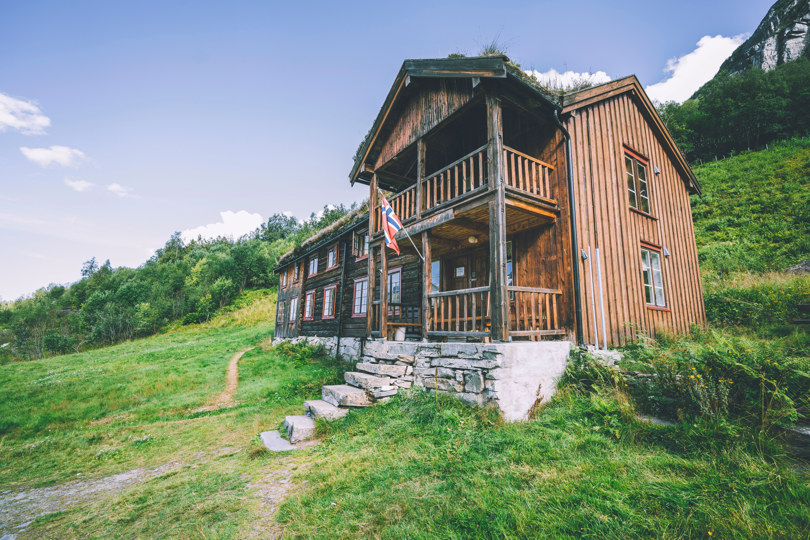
[467,236,478,244]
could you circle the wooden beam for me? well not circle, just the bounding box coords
[422,230,431,340]
[398,208,454,237]
[367,174,379,337]
[380,238,388,340]
[486,91,509,341]
[505,198,558,221]
[416,138,425,219]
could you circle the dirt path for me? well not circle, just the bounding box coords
[193,347,254,413]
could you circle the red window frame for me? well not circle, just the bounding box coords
[356,233,369,261]
[303,289,316,320]
[322,284,337,319]
[308,256,318,277]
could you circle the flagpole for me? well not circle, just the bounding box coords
[378,188,425,262]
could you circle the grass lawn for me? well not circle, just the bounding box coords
[0,315,346,538]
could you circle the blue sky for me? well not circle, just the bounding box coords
[1,0,773,300]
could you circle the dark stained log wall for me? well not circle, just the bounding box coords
[565,93,705,347]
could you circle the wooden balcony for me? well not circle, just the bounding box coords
[507,287,565,338]
[373,144,555,235]
[427,286,491,338]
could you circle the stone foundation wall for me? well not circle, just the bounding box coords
[271,336,572,421]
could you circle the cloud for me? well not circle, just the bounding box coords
[524,68,611,91]
[107,183,136,198]
[64,177,94,192]
[181,210,264,242]
[20,145,87,168]
[0,92,50,135]
[645,34,745,104]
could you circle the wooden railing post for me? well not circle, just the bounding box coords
[422,230,431,340]
[486,92,509,341]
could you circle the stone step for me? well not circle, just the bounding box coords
[370,387,399,399]
[283,415,316,443]
[322,384,373,407]
[304,399,349,420]
[355,362,408,378]
[344,371,395,391]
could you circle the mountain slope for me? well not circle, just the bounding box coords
[691,136,810,274]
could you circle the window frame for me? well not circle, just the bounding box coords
[288,296,298,327]
[326,244,339,271]
[387,266,402,316]
[640,243,668,309]
[352,277,369,317]
[624,146,652,216]
[322,284,337,319]
[303,289,316,320]
[277,300,286,325]
[355,232,370,261]
[293,263,300,283]
[308,256,318,277]
[280,270,287,289]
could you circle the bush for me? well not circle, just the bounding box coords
[621,329,810,431]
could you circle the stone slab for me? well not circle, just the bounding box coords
[370,387,399,399]
[284,415,316,443]
[356,362,407,377]
[322,385,372,407]
[344,371,394,389]
[259,430,297,452]
[304,399,349,420]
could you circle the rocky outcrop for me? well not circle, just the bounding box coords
[720,0,810,74]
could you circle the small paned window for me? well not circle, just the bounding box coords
[277,300,286,324]
[353,278,369,316]
[625,149,650,214]
[327,245,338,270]
[304,290,315,320]
[293,264,299,282]
[641,246,666,308]
[323,285,337,319]
[355,232,370,259]
[308,256,318,277]
[430,261,441,293]
[288,297,298,326]
[281,271,287,288]
[387,268,402,316]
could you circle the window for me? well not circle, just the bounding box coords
[355,232,369,259]
[641,246,666,308]
[430,260,441,293]
[280,271,287,288]
[387,267,402,316]
[326,245,338,270]
[352,277,368,316]
[323,285,337,319]
[293,264,300,283]
[304,290,315,320]
[308,256,318,277]
[624,148,650,214]
[288,297,298,326]
[277,300,286,324]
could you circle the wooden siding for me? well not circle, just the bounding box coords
[565,93,705,347]
[375,79,475,170]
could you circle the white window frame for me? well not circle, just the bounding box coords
[304,289,316,320]
[352,277,368,316]
[322,284,337,319]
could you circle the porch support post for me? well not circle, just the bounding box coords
[367,173,379,337]
[380,236,388,340]
[421,230,431,340]
[486,92,509,341]
[416,138,425,218]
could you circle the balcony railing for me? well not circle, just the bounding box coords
[374,144,555,234]
[507,286,565,337]
[503,146,555,201]
[427,286,491,337]
[423,144,488,211]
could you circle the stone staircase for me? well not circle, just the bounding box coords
[274,358,415,447]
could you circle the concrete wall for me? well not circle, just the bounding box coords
[271,336,572,422]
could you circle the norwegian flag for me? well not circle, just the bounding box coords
[380,194,402,255]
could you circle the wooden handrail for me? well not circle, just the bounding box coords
[507,286,562,295]
[424,144,488,182]
[502,145,555,170]
[428,286,490,298]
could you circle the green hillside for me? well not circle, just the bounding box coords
[692,136,810,275]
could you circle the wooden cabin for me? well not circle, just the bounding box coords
[274,56,705,348]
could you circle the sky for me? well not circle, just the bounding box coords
[0,0,774,301]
